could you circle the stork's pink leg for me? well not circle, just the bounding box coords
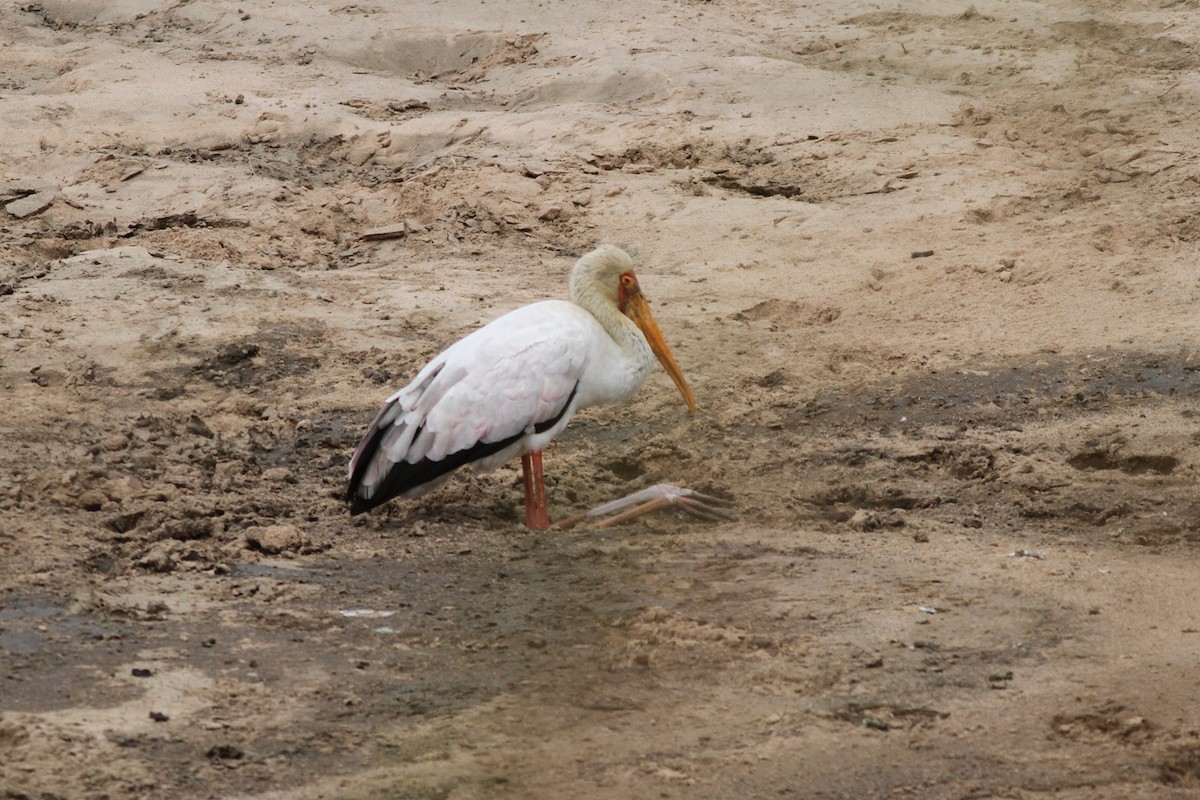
[521,451,550,529]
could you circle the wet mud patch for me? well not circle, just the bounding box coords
[1161,742,1200,787]
[184,323,329,390]
[712,350,1200,548]
[796,350,1200,433]
[1,525,695,796]
[1051,702,1158,745]
[1067,451,1179,476]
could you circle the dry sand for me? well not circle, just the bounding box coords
[3,1,1200,797]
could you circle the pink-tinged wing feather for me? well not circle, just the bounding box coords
[348,301,598,506]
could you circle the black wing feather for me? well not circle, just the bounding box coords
[347,383,579,516]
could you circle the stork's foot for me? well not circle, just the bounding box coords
[552,483,735,530]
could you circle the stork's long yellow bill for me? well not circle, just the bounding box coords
[623,291,698,414]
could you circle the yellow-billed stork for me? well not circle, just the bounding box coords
[346,244,731,528]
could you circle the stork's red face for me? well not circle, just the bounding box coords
[617,270,698,414]
[616,270,640,315]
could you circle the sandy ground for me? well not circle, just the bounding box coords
[3,0,1200,797]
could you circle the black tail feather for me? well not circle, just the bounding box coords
[346,383,579,515]
[348,433,515,516]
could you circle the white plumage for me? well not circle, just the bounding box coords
[347,245,696,523]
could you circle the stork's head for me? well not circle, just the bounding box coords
[569,244,633,309]
[570,245,697,414]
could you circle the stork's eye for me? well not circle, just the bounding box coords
[620,273,635,287]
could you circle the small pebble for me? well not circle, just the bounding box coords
[260,467,294,483]
[78,490,108,511]
[244,523,309,554]
[206,744,243,760]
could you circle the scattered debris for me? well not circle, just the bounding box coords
[846,508,904,531]
[339,609,395,619]
[244,523,311,555]
[988,671,1014,688]
[847,509,878,530]
[360,222,408,241]
[6,191,55,218]
[1009,549,1043,559]
[1,177,58,219]
[388,98,430,112]
[136,542,178,573]
[206,744,244,761]
[186,414,215,438]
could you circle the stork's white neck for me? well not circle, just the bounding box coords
[564,245,662,407]
[568,246,651,361]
